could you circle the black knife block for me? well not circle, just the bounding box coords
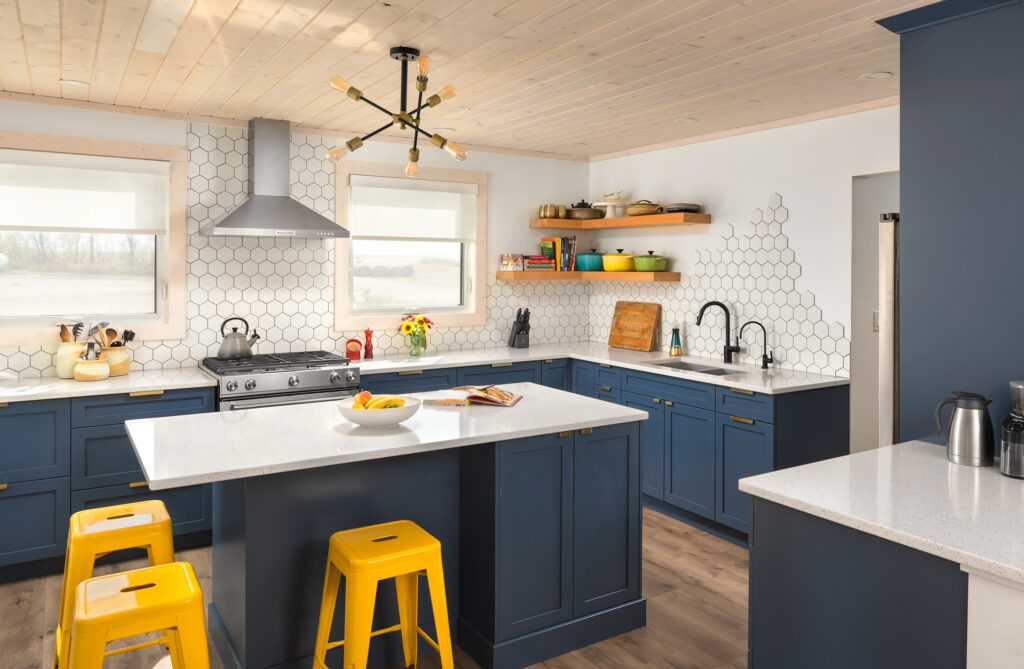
[510,331,529,348]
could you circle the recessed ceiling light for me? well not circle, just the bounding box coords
[674,117,698,123]
[859,71,893,80]
[58,79,90,87]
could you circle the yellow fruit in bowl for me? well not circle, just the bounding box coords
[352,403,365,409]
[353,390,373,406]
[366,396,406,409]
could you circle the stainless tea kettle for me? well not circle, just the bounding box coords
[935,391,995,466]
[217,317,260,360]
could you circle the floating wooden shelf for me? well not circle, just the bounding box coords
[496,270,681,282]
[529,212,710,229]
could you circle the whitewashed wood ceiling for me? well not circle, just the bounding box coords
[0,0,929,158]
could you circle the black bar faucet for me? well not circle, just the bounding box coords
[696,301,741,363]
[740,321,775,369]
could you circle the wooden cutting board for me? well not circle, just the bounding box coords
[608,301,661,351]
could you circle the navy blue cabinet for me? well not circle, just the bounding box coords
[571,361,596,396]
[72,482,212,536]
[622,392,665,499]
[573,423,640,616]
[0,399,70,483]
[71,388,212,427]
[539,359,570,390]
[0,477,70,566]
[495,432,573,640]
[71,424,145,489]
[361,368,457,394]
[456,361,541,387]
[665,402,716,519]
[715,414,774,533]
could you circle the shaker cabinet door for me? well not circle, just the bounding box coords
[664,403,716,519]
[716,414,774,533]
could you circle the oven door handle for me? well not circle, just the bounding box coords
[221,390,356,411]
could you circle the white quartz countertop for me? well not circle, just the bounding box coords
[740,440,1024,584]
[358,341,848,395]
[126,382,647,490]
[0,367,215,404]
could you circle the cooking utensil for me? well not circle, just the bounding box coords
[577,249,605,271]
[122,329,135,343]
[60,324,71,343]
[608,301,661,351]
[1001,381,1024,478]
[566,199,604,220]
[633,251,668,272]
[508,308,523,347]
[626,200,663,216]
[603,249,635,272]
[664,202,702,213]
[217,317,261,360]
[935,391,995,466]
[105,328,118,345]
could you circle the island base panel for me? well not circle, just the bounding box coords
[749,498,967,669]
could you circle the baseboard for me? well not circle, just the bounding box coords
[458,598,647,669]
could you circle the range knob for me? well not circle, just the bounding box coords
[225,380,238,392]
[288,375,300,387]
[329,372,342,384]
[345,371,358,383]
[244,379,257,391]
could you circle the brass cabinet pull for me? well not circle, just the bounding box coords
[580,427,593,435]
[397,370,423,376]
[129,481,149,488]
[544,359,554,364]
[558,431,571,438]
[730,415,755,425]
[0,483,8,490]
[0,402,7,408]
[599,363,611,368]
[729,387,754,396]
[665,401,674,406]
[652,398,661,404]
[599,385,612,392]
[491,363,513,368]
[129,390,164,398]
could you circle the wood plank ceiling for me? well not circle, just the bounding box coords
[0,0,930,159]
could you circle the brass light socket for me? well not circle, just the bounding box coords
[408,147,420,163]
[416,76,428,92]
[430,133,447,149]
[345,137,363,151]
[426,94,442,107]
[346,87,363,101]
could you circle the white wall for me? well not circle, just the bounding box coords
[589,106,900,328]
[0,99,186,146]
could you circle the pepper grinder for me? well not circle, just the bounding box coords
[363,328,374,359]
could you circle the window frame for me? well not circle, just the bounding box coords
[0,130,187,345]
[334,161,487,330]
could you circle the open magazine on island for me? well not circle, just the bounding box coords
[425,384,523,407]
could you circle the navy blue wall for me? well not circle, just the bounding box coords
[896,0,1024,439]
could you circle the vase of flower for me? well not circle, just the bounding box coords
[400,314,433,358]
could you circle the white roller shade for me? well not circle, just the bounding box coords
[0,148,170,235]
[349,175,477,241]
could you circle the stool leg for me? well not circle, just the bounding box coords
[395,573,419,668]
[52,531,74,669]
[313,562,342,668]
[147,526,175,566]
[67,627,107,669]
[342,575,377,669]
[174,611,211,669]
[57,545,97,669]
[165,627,186,669]
[424,555,455,669]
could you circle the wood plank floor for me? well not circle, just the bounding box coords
[0,508,748,669]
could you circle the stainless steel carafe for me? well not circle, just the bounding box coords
[935,391,995,466]
[1000,382,1024,478]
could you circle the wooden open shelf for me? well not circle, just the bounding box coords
[529,212,710,229]
[496,270,681,282]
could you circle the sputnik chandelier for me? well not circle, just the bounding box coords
[326,46,466,176]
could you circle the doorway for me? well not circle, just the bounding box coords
[850,172,899,453]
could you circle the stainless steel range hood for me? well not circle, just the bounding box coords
[202,118,348,238]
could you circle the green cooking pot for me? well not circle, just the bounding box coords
[577,249,605,271]
[634,250,668,272]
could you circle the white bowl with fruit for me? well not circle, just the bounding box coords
[337,391,421,428]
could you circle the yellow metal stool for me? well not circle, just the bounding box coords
[312,520,455,669]
[67,561,209,669]
[53,500,174,668]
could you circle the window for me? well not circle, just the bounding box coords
[0,133,186,344]
[336,163,486,328]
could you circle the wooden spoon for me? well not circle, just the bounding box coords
[60,324,71,343]
[105,328,118,346]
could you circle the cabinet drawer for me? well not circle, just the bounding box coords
[620,368,715,410]
[360,368,457,394]
[71,425,143,490]
[716,386,774,423]
[71,388,213,428]
[455,362,541,387]
[0,477,70,566]
[0,399,70,483]
[71,482,212,536]
[595,364,621,388]
[594,385,621,404]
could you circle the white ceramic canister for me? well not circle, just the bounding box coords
[74,358,110,382]
[101,347,131,376]
[55,342,88,379]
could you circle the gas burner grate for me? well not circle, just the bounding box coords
[202,351,349,375]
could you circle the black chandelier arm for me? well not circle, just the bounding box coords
[357,94,395,118]
[361,121,395,143]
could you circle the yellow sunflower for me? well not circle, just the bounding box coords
[414,315,426,326]
[400,321,414,335]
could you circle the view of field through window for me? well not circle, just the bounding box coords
[0,232,157,317]
[350,239,463,310]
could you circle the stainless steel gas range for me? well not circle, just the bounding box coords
[200,351,360,411]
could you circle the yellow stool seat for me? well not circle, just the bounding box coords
[313,520,454,669]
[68,561,209,669]
[54,500,175,668]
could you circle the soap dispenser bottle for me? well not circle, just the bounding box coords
[669,327,682,356]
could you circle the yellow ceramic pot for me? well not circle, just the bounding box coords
[602,249,635,272]
[74,359,110,382]
[56,342,88,379]
[102,347,131,376]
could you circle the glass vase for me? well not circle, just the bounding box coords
[408,332,427,357]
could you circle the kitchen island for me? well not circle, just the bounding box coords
[126,382,647,669]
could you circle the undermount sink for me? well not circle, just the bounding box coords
[645,359,740,376]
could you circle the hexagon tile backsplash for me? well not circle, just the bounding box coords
[0,123,846,379]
